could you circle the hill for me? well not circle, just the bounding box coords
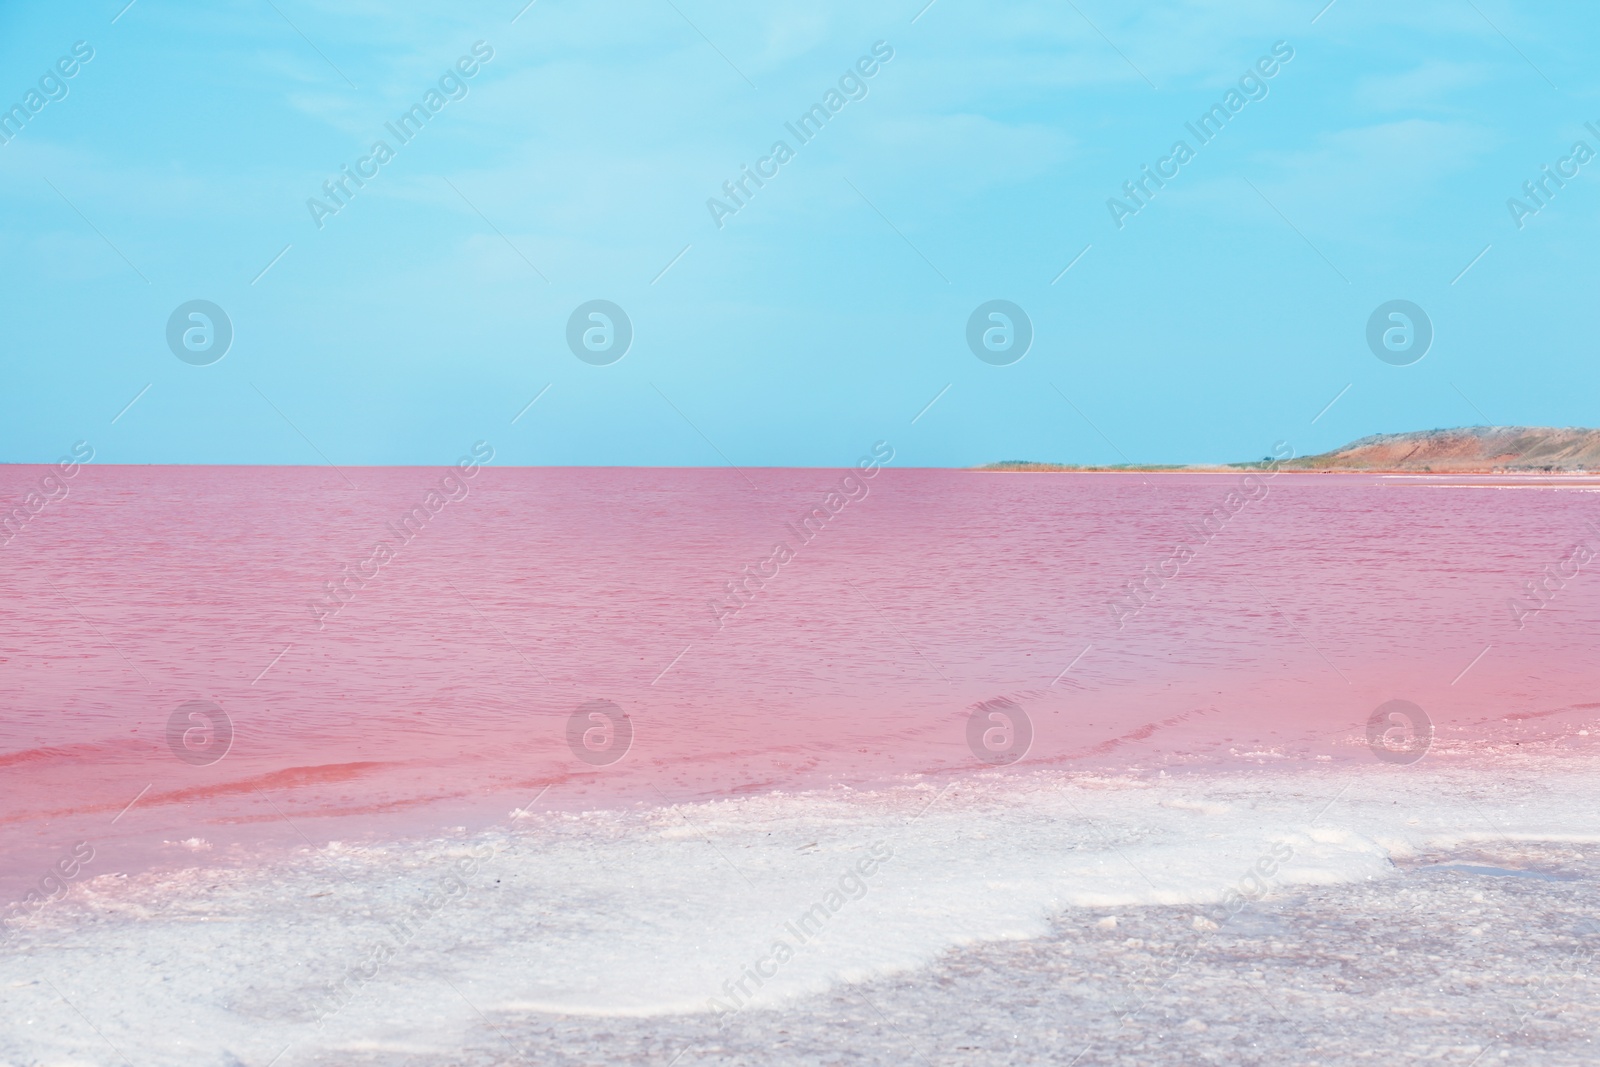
[980,427,1600,473]
[1278,426,1600,472]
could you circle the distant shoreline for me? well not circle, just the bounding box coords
[975,462,1600,475]
[982,426,1600,475]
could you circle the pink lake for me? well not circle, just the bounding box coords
[4,465,1598,898]
[5,465,1600,1066]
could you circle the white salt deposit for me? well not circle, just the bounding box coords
[2,757,1597,1066]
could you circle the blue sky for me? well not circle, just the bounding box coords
[1,0,1596,467]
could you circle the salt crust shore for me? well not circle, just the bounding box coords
[335,846,1599,1067]
[3,753,1597,1066]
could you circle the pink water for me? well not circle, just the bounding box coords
[4,465,1599,899]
